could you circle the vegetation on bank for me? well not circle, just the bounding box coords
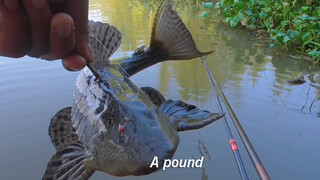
[215,0,320,61]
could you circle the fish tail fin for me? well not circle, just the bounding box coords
[43,107,95,180]
[150,0,213,60]
[120,0,212,76]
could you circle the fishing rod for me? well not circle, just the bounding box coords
[201,57,248,180]
[201,57,270,180]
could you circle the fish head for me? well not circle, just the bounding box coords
[89,81,179,176]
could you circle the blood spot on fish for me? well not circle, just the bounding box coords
[118,125,125,133]
[124,117,130,123]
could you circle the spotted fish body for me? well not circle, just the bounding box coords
[43,0,223,179]
[72,65,180,176]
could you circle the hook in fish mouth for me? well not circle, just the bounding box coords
[87,63,102,82]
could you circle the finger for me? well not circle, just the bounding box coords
[62,54,87,71]
[22,0,51,57]
[43,13,76,60]
[48,0,66,3]
[61,0,94,63]
[0,0,31,58]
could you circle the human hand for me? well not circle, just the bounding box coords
[0,0,93,71]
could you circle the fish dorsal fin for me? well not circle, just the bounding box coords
[88,21,122,68]
[160,99,224,131]
[150,0,213,60]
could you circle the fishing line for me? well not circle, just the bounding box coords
[88,32,131,80]
[194,60,199,107]
[201,56,248,180]
[89,32,143,121]
[195,60,206,156]
[90,32,133,79]
[201,56,270,180]
[89,32,113,58]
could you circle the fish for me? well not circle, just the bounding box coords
[42,0,224,179]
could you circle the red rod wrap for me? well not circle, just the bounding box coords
[230,139,239,152]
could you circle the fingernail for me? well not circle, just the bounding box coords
[68,65,83,71]
[40,54,56,60]
[31,0,46,9]
[69,67,83,71]
[56,24,72,38]
[4,0,19,11]
[62,60,83,71]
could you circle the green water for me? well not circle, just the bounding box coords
[0,0,319,179]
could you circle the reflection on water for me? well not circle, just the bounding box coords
[0,0,319,180]
[198,139,211,160]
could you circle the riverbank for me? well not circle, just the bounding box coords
[215,0,320,61]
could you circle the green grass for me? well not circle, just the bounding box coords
[215,0,320,61]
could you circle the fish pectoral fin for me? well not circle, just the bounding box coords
[43,144,95,180]
[45,108,95,179]
[141,87,166,108]
[49,107,81,151]
[160,99,225,131]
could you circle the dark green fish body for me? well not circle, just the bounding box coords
[43,0,223,179]
[117,47,166,76]
[72,64,179,176]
